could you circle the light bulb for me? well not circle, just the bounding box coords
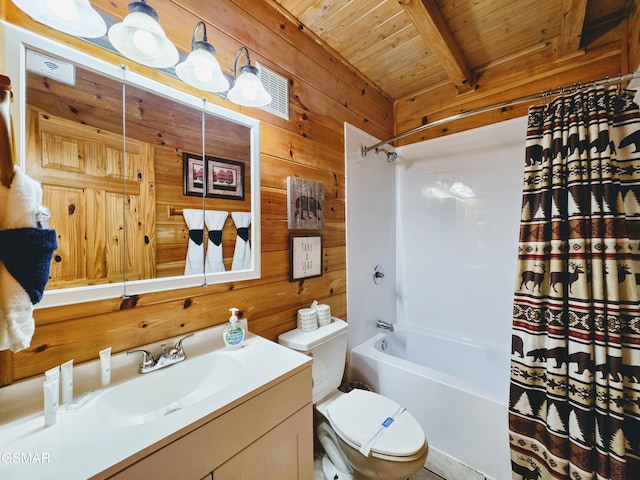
[241,87,257,101]
[46,0,78,21]
[194,63,213,82]
[133,29,158,55]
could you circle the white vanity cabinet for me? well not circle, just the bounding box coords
[99,368,313,480]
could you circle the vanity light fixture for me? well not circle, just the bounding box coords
[176,22,229,93]
[11,0,107,38]
[227,46,272,107]
[107,0,178,69]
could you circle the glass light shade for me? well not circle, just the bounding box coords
[12,0,107,38]
[108,9,178,68]
[449,181,475,198]
[227,66,272,107]
[176,48,229,93]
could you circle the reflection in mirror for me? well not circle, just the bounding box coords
[26,59,127,290]
[5,25,260,307]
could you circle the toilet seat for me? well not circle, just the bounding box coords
[324,389,426,460]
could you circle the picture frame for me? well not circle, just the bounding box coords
[207,157,245,200]
[289,234,323,281]
[182,152,245,200]
[182,152,205,197]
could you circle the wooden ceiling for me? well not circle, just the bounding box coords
[273,0,631,101]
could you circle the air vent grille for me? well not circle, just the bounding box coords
[257,62,289,120]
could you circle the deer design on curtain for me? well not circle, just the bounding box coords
[509,86,640,480]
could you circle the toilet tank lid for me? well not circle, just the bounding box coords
[278,317,348,351]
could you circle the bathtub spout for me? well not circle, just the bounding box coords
[376,320,394,332]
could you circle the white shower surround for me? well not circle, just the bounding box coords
[396,117,525,347]
[345,117,527,477]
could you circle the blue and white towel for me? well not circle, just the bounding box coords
[1,167,57,352]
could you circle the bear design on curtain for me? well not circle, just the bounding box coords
[510,86,640,480]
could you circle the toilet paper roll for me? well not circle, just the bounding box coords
[316,304,331,326]
[297,308,318,331]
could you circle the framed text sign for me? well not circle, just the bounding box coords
[289,235,323,281]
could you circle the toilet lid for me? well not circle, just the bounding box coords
[325,389,425,457]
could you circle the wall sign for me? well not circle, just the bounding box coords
[289,235,323,281]
[287,177,325,229]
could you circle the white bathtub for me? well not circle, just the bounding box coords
[349,327,511,480]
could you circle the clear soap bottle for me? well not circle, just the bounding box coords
[223,308,245,350]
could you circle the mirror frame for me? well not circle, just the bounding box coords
[3,23,261,308]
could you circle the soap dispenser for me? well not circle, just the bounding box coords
[223,308,245,350]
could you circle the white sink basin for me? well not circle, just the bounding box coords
[96,352,244,427]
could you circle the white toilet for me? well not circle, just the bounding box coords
[278,318,428,480]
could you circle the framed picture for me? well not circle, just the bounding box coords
[182,152,205,197]
[287,177,325,229]
[289,235,323,281]
[207,157,245,200]
[183,153,245,200]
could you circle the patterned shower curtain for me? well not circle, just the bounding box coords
[509,86,640,480]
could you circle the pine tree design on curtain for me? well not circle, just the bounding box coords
[509,87,640,480]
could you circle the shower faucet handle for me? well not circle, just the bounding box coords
[373,265,385,285]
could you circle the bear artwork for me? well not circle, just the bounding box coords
[295,195,322,221]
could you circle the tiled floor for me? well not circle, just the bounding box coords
[313,465,443,480]
[409,467,445,480]
[313,448,487,480]
[313,456,445,480]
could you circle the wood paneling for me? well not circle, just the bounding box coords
[0,0,389,385]
[2,0,637,386]
[277,0,632,146]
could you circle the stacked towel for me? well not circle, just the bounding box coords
[1,167,57,352]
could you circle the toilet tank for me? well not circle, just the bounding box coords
[278,318,348,404]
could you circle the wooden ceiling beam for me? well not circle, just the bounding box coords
[558,0,588,57]
[399,0,474,94]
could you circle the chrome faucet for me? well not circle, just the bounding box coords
[376,320,394,332]
[127,333,194,374]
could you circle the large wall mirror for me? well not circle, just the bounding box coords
[4,24,261,307]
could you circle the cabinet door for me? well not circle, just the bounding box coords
[27,108,156,288]
[214,405,313,480]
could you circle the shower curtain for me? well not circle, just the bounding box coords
[509,86,640,480]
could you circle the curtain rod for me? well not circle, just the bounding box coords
[361,71,640,157]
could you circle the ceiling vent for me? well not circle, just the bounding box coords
[256,62,289,120]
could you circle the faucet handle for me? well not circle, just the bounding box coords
[127,349,155,368]
[174,333,194,355]
[161,344,181,359]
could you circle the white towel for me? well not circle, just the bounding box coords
[204,210,228,273]
[0,167,46,352]
[231,212,251,271]
[182,208,205,276]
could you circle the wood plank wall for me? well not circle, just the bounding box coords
[0,0,393,385]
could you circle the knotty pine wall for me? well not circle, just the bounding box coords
[0,0,393,385]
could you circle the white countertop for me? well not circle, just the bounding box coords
[0,323,311,479]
